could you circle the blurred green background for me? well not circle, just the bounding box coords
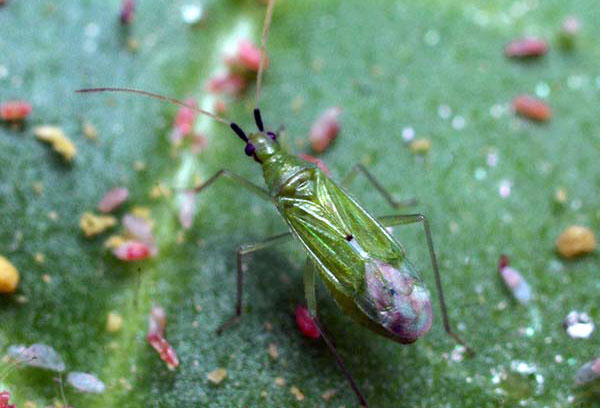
[1,0,599,406]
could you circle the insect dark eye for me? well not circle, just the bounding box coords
[267,131,276,141]
[244,143,256,156]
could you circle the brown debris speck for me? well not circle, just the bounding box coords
[268,343,278,360]
[322,388,337,401]
[290,386,305,401]
[274,377,285,387]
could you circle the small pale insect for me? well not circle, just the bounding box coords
[77,0,471,405]
[7,344,65,373]
[67,372,106,394]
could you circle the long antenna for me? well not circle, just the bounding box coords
[255,0,275,109]
[75,87,231,124]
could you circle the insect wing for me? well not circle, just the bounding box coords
[277,170,404,295]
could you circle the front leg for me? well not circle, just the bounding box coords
[217,232,291,334]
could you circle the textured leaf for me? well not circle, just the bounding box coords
[1,0,599,407]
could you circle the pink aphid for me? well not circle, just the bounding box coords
[206,73,247,96]
[113,240,154,261]
[295,305,320,339]
[498,254,532,305]
[147,305,179,370]
[513,95,551,122]
[119,0,135,25]
[309,107,342,154]
[0,391,16,408]
[179,190,196,230]
[0,100,32,121]
[122,214,154,244]
[226,39,268,73]
[97,187,129,213]
[504,37,548,58]
[298,153,332,177]
[171,98,198,141]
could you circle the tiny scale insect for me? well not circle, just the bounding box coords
[77,1,471,405]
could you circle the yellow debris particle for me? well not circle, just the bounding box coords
[32,181,44,195]
[42,274,52,283]
[34,252,45,264]
[127,37,140,52]
[291,95,304,112]
[80,212,117,237]
[119,377,133,391]
[176,230,185,244]
[106,311,124,333]
[556,225,596,258]
[133,160,146,171]
[194,303,203,313]
[24,401,37,408]
[15,295,28,304]
[207,367,227,384]
[322,388,337,401]
[104,234,126,249]
[34,125,77,161]
[554,187,567,204]
[274,377,286,387]
[268,343,279,360]
[83,121,98,140]
[131,206,152,220]
[149,183,172,199]
[0,255,19,294]
[409,138,432,154]
[290,386,305,401]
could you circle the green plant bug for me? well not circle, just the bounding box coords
[77,0,472,405]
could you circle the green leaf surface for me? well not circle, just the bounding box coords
[1,0,599,407]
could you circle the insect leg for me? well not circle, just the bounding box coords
[314,318,369,407]
[378,214,474,355]
[303,261,369,407]
[216,232,292,334]
[342,164,417,208]
[303,259,317,316]
[193,169,271,201]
